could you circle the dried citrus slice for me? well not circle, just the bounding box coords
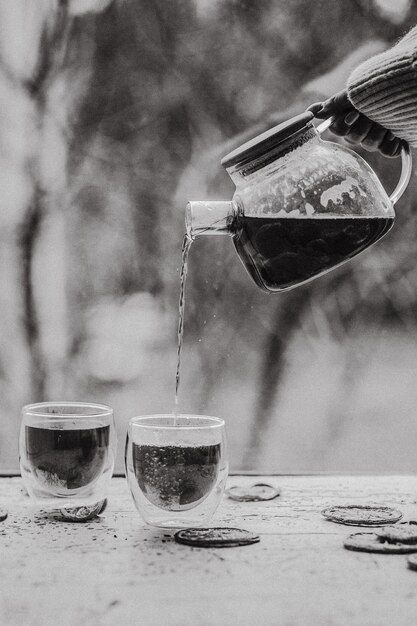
[344,532,417,554]
[321,505,403,526]
[59,499,107,522]
[376,523,417,544]
[226,483,280,502]
[174,527,260,548]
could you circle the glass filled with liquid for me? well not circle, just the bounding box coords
[20,402,116,512]
[125,414,228,528]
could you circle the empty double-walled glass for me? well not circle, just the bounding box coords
[19,402,116,513]
[125,414,228,528]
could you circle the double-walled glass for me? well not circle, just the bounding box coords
[20,402,116,510]
[125,414,228,528]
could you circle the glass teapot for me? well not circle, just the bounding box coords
[185,111,412,293]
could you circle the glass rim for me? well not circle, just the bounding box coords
[22,401,113,419]
[129,414,225,430]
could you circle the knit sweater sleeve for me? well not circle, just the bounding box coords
[347,26,417,146]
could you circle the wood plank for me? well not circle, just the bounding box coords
[1,475,417,626]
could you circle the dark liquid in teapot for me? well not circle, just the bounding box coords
[233,215,394,292]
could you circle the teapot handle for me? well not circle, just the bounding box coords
[316,117,413,205]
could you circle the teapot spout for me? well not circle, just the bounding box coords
[185,201,237,239]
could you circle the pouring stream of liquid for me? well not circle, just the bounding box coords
[175,234,192,412]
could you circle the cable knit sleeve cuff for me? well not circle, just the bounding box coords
[347,26,417,146]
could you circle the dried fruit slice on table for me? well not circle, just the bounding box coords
[344,532,417,554]
[174,527,260,548]
[376,523,417,544]
[226,483,280,502]
[59,498,107,522]
[321,505,403,526]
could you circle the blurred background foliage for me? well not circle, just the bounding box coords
[1,0,417,472]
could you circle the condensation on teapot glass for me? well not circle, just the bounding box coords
[221,113,403,221]
[230,130,394,220]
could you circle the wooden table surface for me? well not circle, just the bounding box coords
[1,474,417,626]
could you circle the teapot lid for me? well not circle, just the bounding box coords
[221,111,314,169]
